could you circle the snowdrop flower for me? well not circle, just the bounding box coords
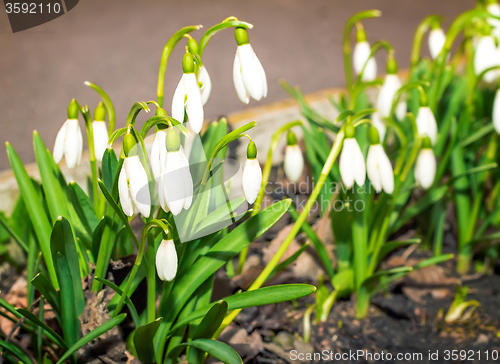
[92,102,108,162]
[339,124,366,189]
[156,238,177,281]
[160,128,193,215]
[474,35,499,83]
[118,133,151,217]
[376,57,406,120]
[53,99,83,169]
[416,106,438,145]
[242,141,262,204]
[284,131,304,183]
[414,136,436,190]
[371,111,387,141]
[353,26,377,82]
[366,126,394,194]
[172,52,204,133]
[186,36,212,105]
[428,24,446,60]
[493,88,500,133]
[233,27,267,104]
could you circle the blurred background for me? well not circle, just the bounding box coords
[0,0,471,170]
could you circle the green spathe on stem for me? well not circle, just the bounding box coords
[235,27,249,45]
[286,131,298,146]
[386,54,398,74]
[123,132,137,157]
[368,125,380,145]
[182,52,195,74]
[186,36,199,55]
[166,128,181,152]
[67,99,79,119]
[94,102,106,122]
[246,140,257,159]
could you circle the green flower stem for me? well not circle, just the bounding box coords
[157,25,202,107]
[113,219,171,316]
[198,18,253,57]
[410,15,443,71]
[84,81,116,136]
[237,120,303,274]
[75,101,100,214]
[367,116,420,276]
[218,127,346,336]
[343,10,382,93]
[146,242,156,323]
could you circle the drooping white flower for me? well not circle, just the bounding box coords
[151,129,167,181]
[493,89,500,133]
[242,141,262,204]
[198,66,212,105]
[428,27,446,60]
[339,126,366,189]
[53,118,83,169]
[160,129,193,215]
[371,111,387,141]
[172,53,204,133]
[353,41,377,82]
[414,137,436,190]
[377,74,406,120]
[366,144,394,194]
[474,36,500,83]
[283,132,304,183]
[92,102,108,162]
[416,106,438,145]
[155,239,177,281]
[233,28,267,104]
[118,135,151,217]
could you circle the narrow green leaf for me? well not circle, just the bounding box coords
[6,142,57,287]
[168,339,242,364]
[56,314,126,364]
[193,301,228,340]
[31,273,60,314]
[68,182,99,235]
[55,252,80,347]
[102,148,118,193]
[0,339,34,364]
[169,284,316,333]
[378,239,421,265]
[50,218,85,315]
[17,309,67,349]
[134,318,162,364]
[94,277,140,328]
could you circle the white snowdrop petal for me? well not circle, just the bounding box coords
[238,44,264,101]
[339,139,355,189]
[395,100,407,121]
[151,130,167,181]
[64,119,81,169]
[242,159,262,204]
[172,74,186,123]
[428,28,446,59]
[377,146,394,194]
[76,122,83,166]
[252,48,268,98]
[125,156,151,218]
[53,119,68,164]
[416,107,438,144]
[366,145,382,193]
[353,41,377,81]
[92,120,108,162]
[493,90,500,134]
[371,112,386,141]
[284,145,304,183]
[184,73,204,134]
[233,50,250,104]
[118,165,135,217]
[351,139,366,187]
[415,149,436,189]
[377,74,402,118]
[198,66,212,105]
[164,151,187,215]
[474,36,499,83]
[156,239,178,282]
[180,149,193,209]
[363,57,377,82]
